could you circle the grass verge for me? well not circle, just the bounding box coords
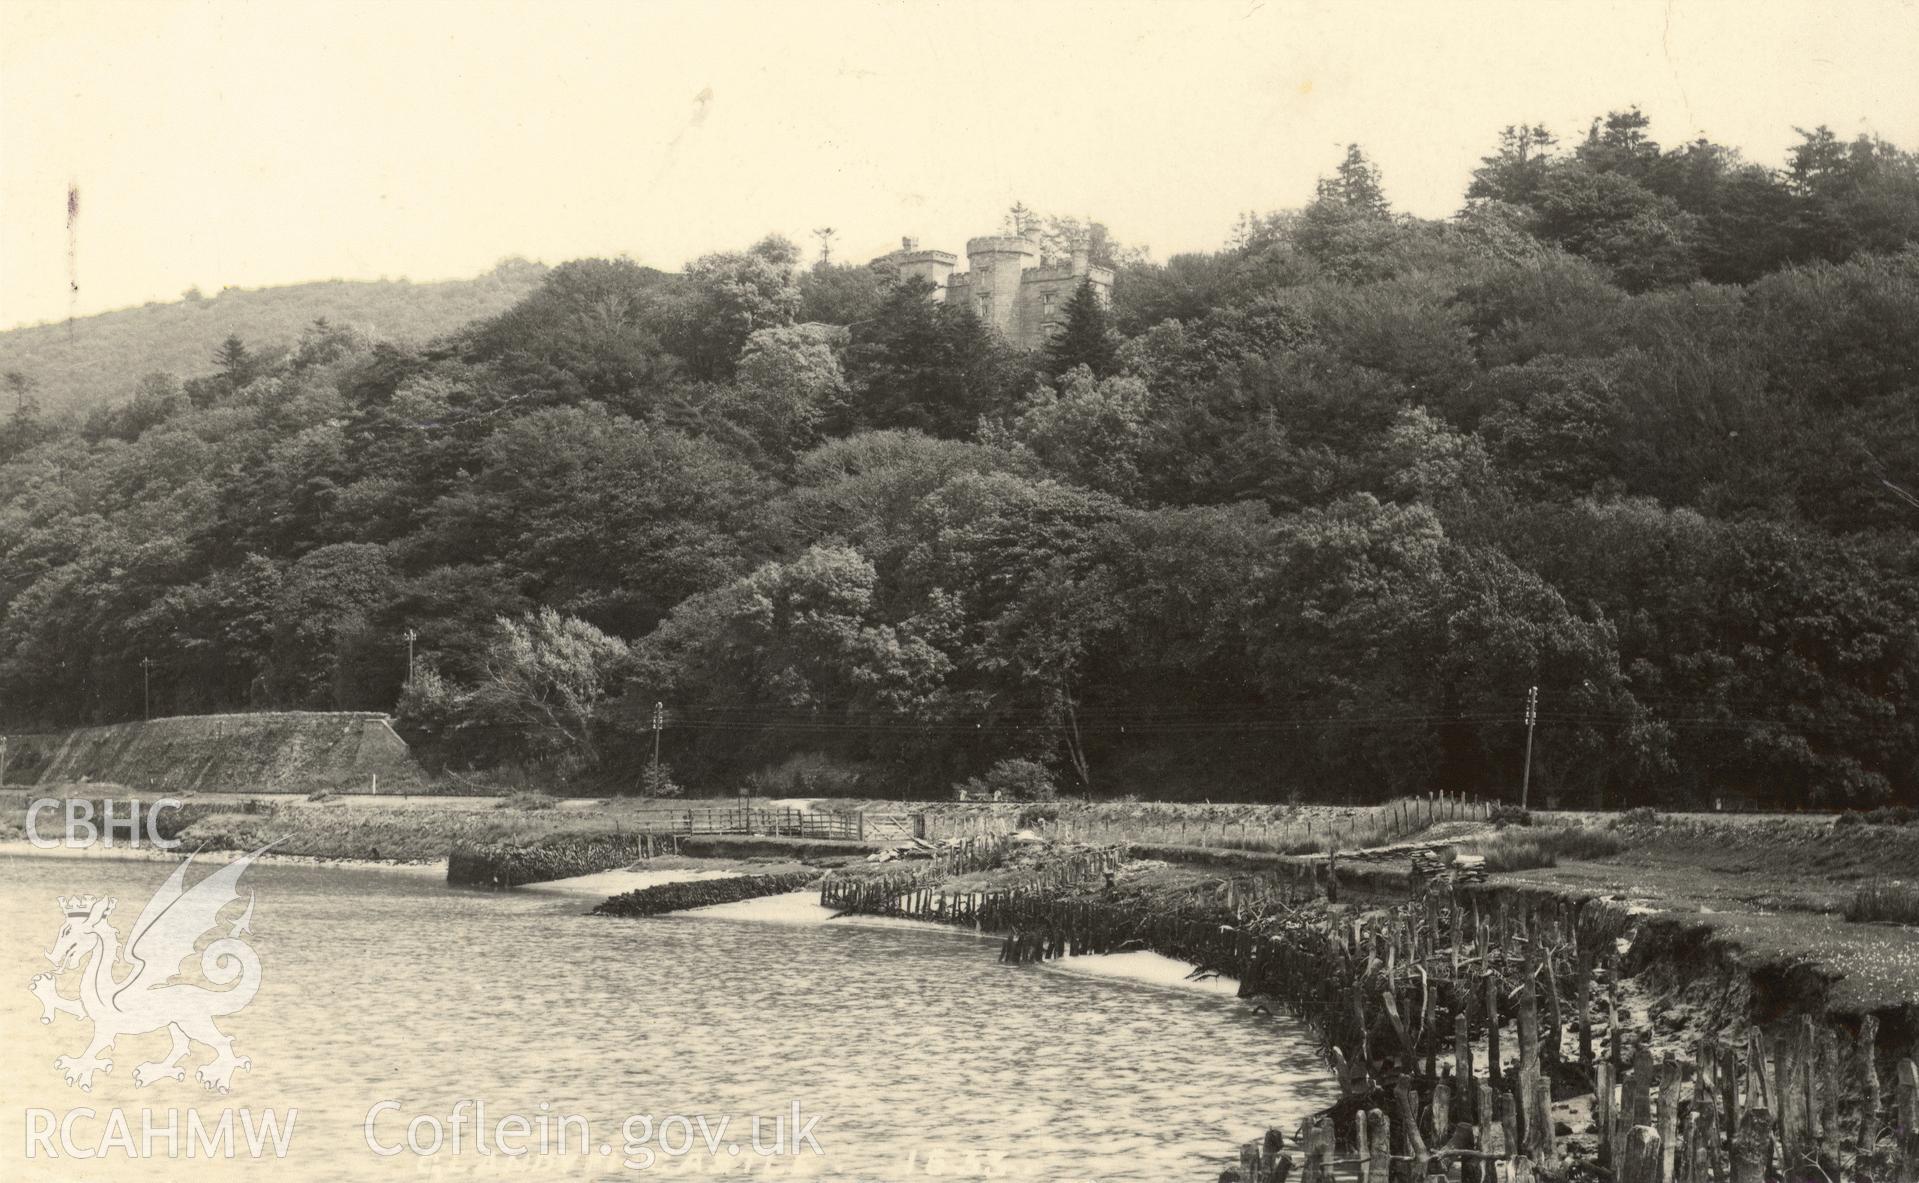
[1471,826,1627,872]
[1844,881,1919,925]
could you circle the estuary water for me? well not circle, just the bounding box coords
[0,852,1334,1181]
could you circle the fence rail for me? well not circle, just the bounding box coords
[920,792,1493,853]
[613,807,912,842]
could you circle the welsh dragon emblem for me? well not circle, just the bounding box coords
[28,844,274,1094]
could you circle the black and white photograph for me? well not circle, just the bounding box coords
[3,1,1918,1179]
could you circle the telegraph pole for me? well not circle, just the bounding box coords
[404,628,419,688]
[650,701,665,790]
[812,227,837,267]
[141,656,153,721]
[1520,685,1539,809]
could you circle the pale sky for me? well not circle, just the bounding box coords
[3,0,1916,330]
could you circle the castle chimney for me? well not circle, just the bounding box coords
[1069,241,1091,275]
[902,236,918,250]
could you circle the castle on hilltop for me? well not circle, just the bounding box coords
[871,229,1114,350]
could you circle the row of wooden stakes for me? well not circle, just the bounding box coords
[818,845,1918,1183]
[1231,1042,1919,1183]
[1233,1077,1565,1183]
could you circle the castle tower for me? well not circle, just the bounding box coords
[884,236,957,300]
[964,234,1038,339]
[870,229,1111,349]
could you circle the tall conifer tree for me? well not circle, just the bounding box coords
[1044,279,1118,379]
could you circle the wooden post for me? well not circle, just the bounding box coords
[1729,1109,1771,1183]
[1369,1111,1392,1183]
[1358,1103,1373,1183]
[1576,951,1595,1084]
[1457,1013,1476,1121]
[1260,1127,1288,1183]
[1529,1074,1556,1171]
[1303,1116,1331,1183]
[1442,1124,1471,1183]
[1896,1059,1918,1183]
[1628,1044,1656,1128]
[1498,1091,1518,1173]
[1354,992,1374,1070]
[1802,1016,1825,1164]
[1694,1099,1718,1183]
[1696,1090,1727,1183]
[1720,1042,1740,1166]
[1596,1061,1616,1168]
[1746,1027,1770,1114]
[1542,955,1564,1071]
[1478,1081,1502,1163]
[1818,1026,1841,1170]
[1399,1080,1430,1183]
[1776,1031,1801,1171]
[1860,1015,1881,1154]
[1697,1035,1718,1106]
[1622,1127,1661,1183]
[1658,1054,1682,1183]
[1516,974,1541,1151]
[1486,973,1503,1089]
[1423,969,1439,1083]
[1608,976,1623,1069]
[1384,990,1418,1074]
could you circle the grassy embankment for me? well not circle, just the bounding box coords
[1485,812,1919,1018]
[0,790,692,862]
[0,789,892,871]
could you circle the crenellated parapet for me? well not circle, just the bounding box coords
[872,230,1112,348]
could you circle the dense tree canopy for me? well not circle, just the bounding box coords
[3,107,1917,806]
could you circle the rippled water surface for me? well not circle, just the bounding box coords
[1,853,1333,1181]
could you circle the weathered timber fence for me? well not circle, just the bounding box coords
[447,809,904,888]
[593,871,821,918]
[618,806,910,841]
[823,853,1917,1183]
[448,832,654,887]
[921,792,1492,851]
[819,842,1130,923]
[1228,884,1919,1183]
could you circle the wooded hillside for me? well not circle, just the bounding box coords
[3,112,1916,809]
[0,261,548,415]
